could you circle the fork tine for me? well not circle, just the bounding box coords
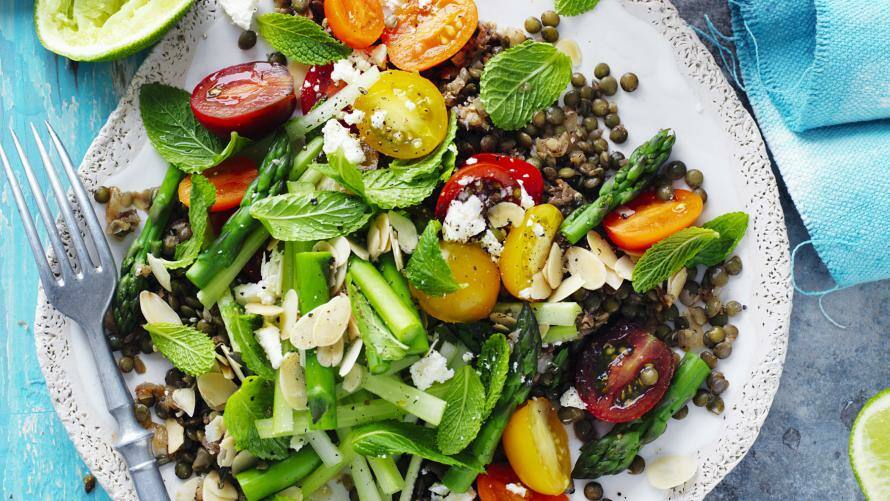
[30,123,97,270]
[44,121,116,272]
[0,141,62,288]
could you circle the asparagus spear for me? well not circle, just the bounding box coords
[348,257,425,346]
[571,352,710,479]
[442,303,541,492]
[235,447,321,501]
[112,165,184,333]
[186,132,293,289]
[560,129,676,244]
[378,254,429,355]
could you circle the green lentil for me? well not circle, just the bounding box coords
[594,62,610,79]
[93,186,110,203]
[599,76,619,96]
[604,113,620,128]
[725,256,743,275]
[665,161,687,180]
[572,72,587,87]
[609,125,628,143]
[238,30,257,50]
[524,17,543,33]
[685,169,704,188]
[541,26,559,42]
[620,72,639,92]
[541,10,560,27]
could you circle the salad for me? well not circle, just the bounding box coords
[97,0,751,499]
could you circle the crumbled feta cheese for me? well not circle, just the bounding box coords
[368,44,388,67]
[429,484,476,501]
[371,110,388,129]
[443,195,486,242]
[331,50,375,85]
[462,351,475,363]
[255,325,284,369]
[234,249,283,305]
[410,350,454,390]
[429,484,450,498]
[532,223,546,237]
[518,181,535,209]
[505,483,528,497]
[478,230,504,261]
[204,415,226,443]
[342,109,365,126]
[560,386,587,410]
[322,119,366,164]
[290,435,307,451]
[465,157,478,165]
[219,0,257,30]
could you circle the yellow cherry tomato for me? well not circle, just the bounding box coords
[499,204,563,299]
[412,241,500,323]
[354,70,447,159]
[503,397,572,495]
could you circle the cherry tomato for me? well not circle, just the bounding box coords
[478,464,568,501]
[575,322,676,423]
[502,398,572,496]
[467,154,544,204]
[299,64,346,115]
[191,62,297,139]
[435,163,521,220]
[178,157,258,212]
[354,70,448,159]
[412,241,500,322]
[324,0,385,49]
[382,0,478,71]
[499,204,563,300]
[603,189,703,251]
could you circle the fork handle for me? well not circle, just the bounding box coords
[84,320,170,501]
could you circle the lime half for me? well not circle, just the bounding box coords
[850,388,890,500]
[35,0,193,61]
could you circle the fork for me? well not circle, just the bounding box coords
[0,123,169,501]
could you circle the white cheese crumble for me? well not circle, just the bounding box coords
[368,44,388,67]
[560,386,587,410]
[410,350,454,390]
[322,119,366,164]
[478,230,504,261]
[532,222,546,237]
[443,195,486,243]
[462,351,475,363]
[255,325,284,369]
[331,50,375,85]
[518,181,535,209]
[290,435,307,451]
[342,109,365,126]
[219,0,257,30]
[233,249,283,305]
[505,483,528,497]
[204,415,226,443]
[371,110,388,129]
[429,483,477,501]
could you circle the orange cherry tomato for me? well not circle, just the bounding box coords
[412,241,500,322]
[478,464,568,501]
[324,0,385,49]
[178,157,258,212]
[502,398,572,496]
[603,189,703,251]
[382,0,478,71]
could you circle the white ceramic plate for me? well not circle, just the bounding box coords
[33,0,792,499]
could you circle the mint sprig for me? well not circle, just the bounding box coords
[161,174,216,269]
[690,212,749,266]
[404,220,462,296]
[224,376,291,460]
[477,333,510,420]
[351,421,481,471]
[143,322,216,376]
[256,13,351,65]
[631,227,719,292]
[555,0,600,16]
[437,365,486,455]
[249,191,374,241]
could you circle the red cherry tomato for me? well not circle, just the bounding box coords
[470,154,544,204]
[575,322,676,423]
[299,64,347,115]
[178,157,258,212]
[477,464,568,501]
[603,189,703,251]
[191,61,296,139]
[435,162,521,219]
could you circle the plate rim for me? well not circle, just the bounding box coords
[31,0,792,499]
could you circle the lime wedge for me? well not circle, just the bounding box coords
[850,388,890,500]
[35,0,193,61]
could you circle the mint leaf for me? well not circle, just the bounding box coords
[362,170,441,210]
[347,279,409,361]
[218,298,275,380]
[224,376,290,460]
[162,174,216,269]
[351,421,482,471]
[480,41,572,130]
[311,151,365,196]
[632,227,720,292]
[143,322,216,376]
[256,13,351,65]
[404,220,462,296]
[437,365,485,455]
[690,212,749,267]
[139,83,250,174]
[389,112,458,180]
[555,0,600,15]
[249,191,374,241]
[477,333,510,420]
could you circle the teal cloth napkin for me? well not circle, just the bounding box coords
[727,0,890,288]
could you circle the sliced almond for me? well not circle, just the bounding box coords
[348,237,370,260]
[203,470,238,501]
[221,345,246,381]
[139,291,182,325]
[174,476,202,501]
[555,38,582,67]
[521,271,553,300]
[604,268,624,290]
[667,267,688,300]
[388,211,419,253]
[367,212,391,261]
[613,255,636,281]
[166,418,185,455]
[586,231,619,268]
[347,316,361,341]
[289,311,318,350]
[488,202,525,229]
[330,236,352,267]
[172,387,196,417]
[564,247,607,290]
[339,339,364,377]
[547,275,585,303]
[146,253,172,291]
[217,435,237,468]
[391,234,404,271]
[197,373,238,411]
[244,303,284,317]
[280,289,300,340]
[278,352,308,411]
[231,450,259,475]
[317,336,344,367]
[331,264,348,295]
[311,295,352,347]
[342,364,365,393]
[312,240,336,259]
[646,454,698,490]
[543,243,564,289]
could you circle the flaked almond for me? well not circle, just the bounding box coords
[317,336,345,367]
[646,454,698,490]
[391,234,404,271]
[146,253,172,291]
[367,212,391,261]
[347,315,361,341]
[543,243,564,289]
[174,476,202,501]
[166,418,185,455]
[556,38,582,67]
[278,352,308,411]
[330,236,352,266]
[231,450,259,475]
[150,422,167,457]
[342,364,364,393]
[244,303,284,317]
[604,268,624,290]
[388,211,418,253]
[586,231,619,269]
[311,295,352,347]
[221,345,246,381]
[288,311,318,350]
[339,339,364,377]
[667,267,688,300]
[488,202,525,229]
[139,291,182,325]
[217,435,237,468]
[197,372,238,411]
[203,470,238,501]
[613,255,636,281]
[521,271,553,300]
[172,387,196,417]
[280,289,300,340]
[331,263,348,295]
[564,247,607,290]
[547,275,585,303]
[348,238,370,260]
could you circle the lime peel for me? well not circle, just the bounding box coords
[850,388,890,500]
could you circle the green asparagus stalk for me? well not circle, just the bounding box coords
[442,303,541,492]
[289,136,324,181]
[571,352,710,479]
[294,251,338,429]
[187,133,293,289]
[378,254,429,355]
[235,447,321,501]
[112,166,185,333]
[560,129,676,244]
[349,256,425,346]
[196,226,269,307]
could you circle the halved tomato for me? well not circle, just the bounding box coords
[468,154,544,204]
[575,322,676,423]
[435,162,521,219]
[299,64,346,115]
[412,241,500,322]
[603,189,703,251]
[325,0,385,49]
[191,62,296,139]
[178,157,258,212]
[477,464,568,501]
[499,204,563,300]
[502,398,572,496]
[382,0,478,71]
